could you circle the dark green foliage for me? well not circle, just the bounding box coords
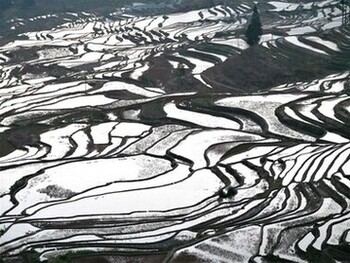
[245,5,263,46]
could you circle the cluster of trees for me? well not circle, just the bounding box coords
[245,5,263,46]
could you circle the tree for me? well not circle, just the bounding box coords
[245,5,263,46]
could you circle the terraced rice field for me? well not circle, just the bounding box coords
[0,0,350,262]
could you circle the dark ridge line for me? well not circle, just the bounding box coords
[292,145,335,182]
[260,185,305,223]
[164,224,262,262]
[219,141,303,165]
[303,145,343,183]
[22,167,223,219]
[5,169,46,215]
[204,139,265,169]
[26,193,223,230]
[321,144,350,179]
[268,144,322,181]
[252,187,292,224]
[179,49,222,64]
[21,155,177,215]
[204,194,274,232]
[314,180,348,212]
[133,127,193,154]
[275,104,325,138]
[21,194,221,227]
[30,215,183,229]
[266,143,312,163]
[275,144,333,183]
[331,174,350,199]
[18,176,224,223]
[312,96,350,140]
[335,98,350,125]
[4,154,175,206]
[178,97,244,129]
[2,228,180,256]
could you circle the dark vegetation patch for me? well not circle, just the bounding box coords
[38,184,76,198]
[141,56,173,87]
[142,55,209,93]
[139,99,168,120]
[0,130,16,158]
[203,36,350,93]
[11,63,73,80]
[7,125,46,149]
[203,46,300,92]
[31,108,109,125]
[104,90,146,100]
[5,47,40,63]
